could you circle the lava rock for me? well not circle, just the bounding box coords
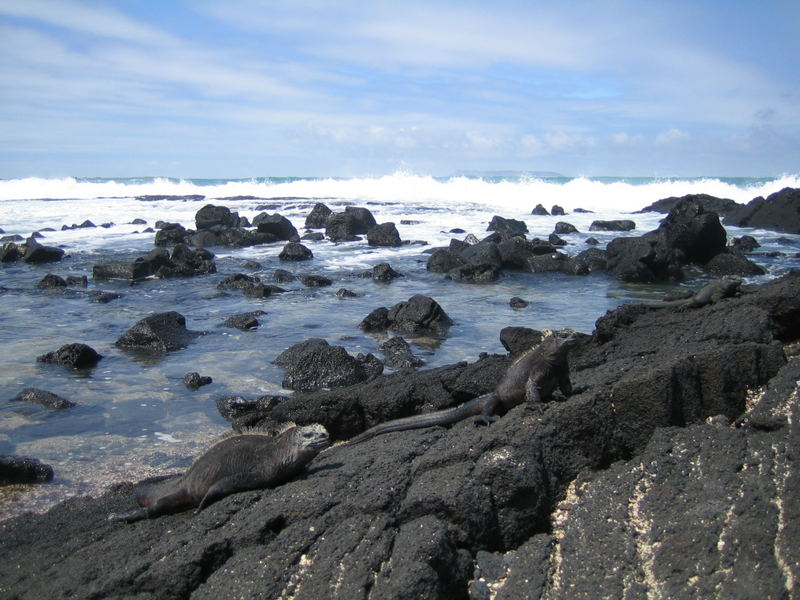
[253,213,300,241]
[115,311,201,353]
[367,222,402,247]
[300,274,332,287]
[0,455,54,485]
[220,311,264,330]
[724,187,800,233]
[278,339,384,392]
[381,336,424,369]
[12,388,75,409]
[589,219,636,232]
[195,204,239,230]
[36,343,102,369]
[23,238,64,264]
[305,202,333,229]
[278,242,313,261]
[361,295,453,336]
[36,274,67,289]
[531,204,550,215]
[183,372,213,390]
[487,216,528,236]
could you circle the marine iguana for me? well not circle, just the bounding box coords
[109,424,329,523]
[348,330,578,445]
[639,276,742,310]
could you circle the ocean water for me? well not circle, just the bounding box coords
[1,172,798,520]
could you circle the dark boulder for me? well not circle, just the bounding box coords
[115,312,201,353]
[220,311,264,330]
[325,206,377,241]
[0,242,24,263]
[12,388,74,409]
[526,251,588,275]
[381,336,424,369]
[497,237,556,269]
[195,204,239,230]
[509,297,529,309]
[278,242,313,261]
[154,223,190,247]
[723,187,800,233]
[426,248,464,273]
[216,394,286,431]
[277,339,383,392]
[606,198,729,282]
[551,205,565,216]
[365,262,403,282]
[305,202,333,229]
[273,269,297,283]
[548,233,566,246]
[589,220,636,232]
[36,274,67,289]
[217,273,260,290]
[487,216,528,236]
[23,238,64,264]
[183,372,213,390]
[367,222,402,247]
[0,455,53,485]
[301,274,332,287]
[704,252,766,276]
[89,291,122,303]
[361,294,452,336]
[531,204,550,215]
[554,221,578,234]
[446,263,500,282]
[253,213,300,241]
[731,235,760,252]
[637,193,739,215]
[499,326,544,354]
[65,275,88,287]
[36,343,102,369]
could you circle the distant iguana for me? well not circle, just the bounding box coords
[348,330,578,445]
[639,276,742,310]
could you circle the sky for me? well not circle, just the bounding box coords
[1,0,799,178]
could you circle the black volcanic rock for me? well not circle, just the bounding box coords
[195,204,239,230]
[183,372,212,390]
[487,215,528,236]
[361,294,453,336]
[36,343,102,369]
[278,242,313,261]
[637,193,739,214]
[3,273,799,600]
[12,388,75,409]
[115,311,201,353]
[367,222,402,247]
[0,455,54,485]
[277,338,383,392]
[23,238,64,264]
[305,202,333,229]
[589,219,636,232]
[253,213,300,241]
[723,187,800,233]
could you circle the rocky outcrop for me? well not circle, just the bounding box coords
[367,222,402,247]
[724,186,800,233]
[325,206,377,241]
[1,272,798,599]
[305,202,332,229]
[637,192,739,215]
[93,245,215,281]
[606,197,763,282]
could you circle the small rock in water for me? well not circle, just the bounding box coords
[13,387,75,409]
[36,343,103,369]
[509,297,529,309]
[183,372,213,390]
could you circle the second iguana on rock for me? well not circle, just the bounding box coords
[347,329,579,445]
[639,276,742,310]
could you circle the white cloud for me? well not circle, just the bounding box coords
[655,128,690,145]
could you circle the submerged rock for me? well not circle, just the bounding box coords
[0,455,54,485]
[12,388,75,409]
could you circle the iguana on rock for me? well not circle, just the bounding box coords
[348,330,578,445]
[639,276,742,310]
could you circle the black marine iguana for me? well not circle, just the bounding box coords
[348,330,578,445]
[639,276,742,310]
[109,424,329,522]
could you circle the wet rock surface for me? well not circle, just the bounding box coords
[1,272,799,599]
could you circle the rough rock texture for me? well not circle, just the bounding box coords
[637,192,739,215]
[220,311,264,330]
[305,202,332,229]
[381,336,425,369]
[12,388,75,409]
[253,213,300,241]
[22,238,64,264]
[278,242,313,261]
[276,338,384,392]
[1,273,799,599]
[367,222,403,247]
[183,372,213,390]
[195,204,240,230]
[325,206,377,241]
[115,311,201,353]
[724,186,800,233]
[36,343,102,369]
[360,294,453,336]
[0,455,54,485]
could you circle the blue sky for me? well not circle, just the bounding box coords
[1,0,798,178]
